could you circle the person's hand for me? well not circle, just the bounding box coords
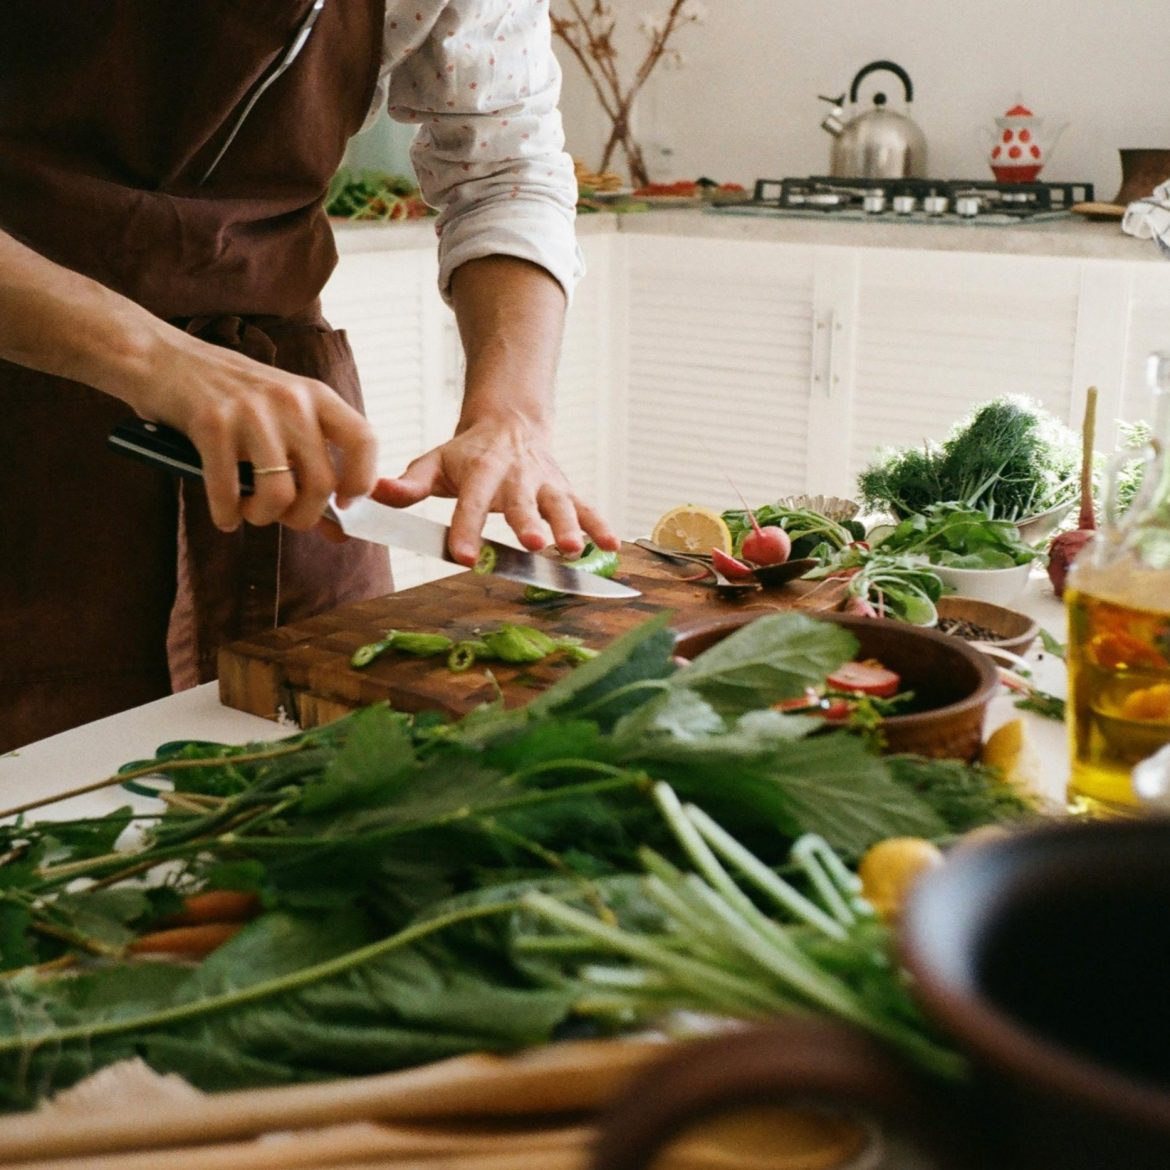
[370,414,620,566]
[125,333,377,534]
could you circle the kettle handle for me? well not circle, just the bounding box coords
[850,59,914,104]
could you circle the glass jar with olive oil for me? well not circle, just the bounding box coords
[1066,352,1170,815]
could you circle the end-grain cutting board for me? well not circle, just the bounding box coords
[217,543,847,728]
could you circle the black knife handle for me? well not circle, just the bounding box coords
[108,419,255,495]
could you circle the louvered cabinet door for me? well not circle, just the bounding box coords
[551,234,617,518]
[321,247,460,590]
[847,250,1083,494]
[320,248,448,480]
[620,236,820,540]
[1118,265,1170,431]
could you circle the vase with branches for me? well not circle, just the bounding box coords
[551,1,709,189]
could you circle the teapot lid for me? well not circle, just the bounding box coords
[1004,103,1034,117]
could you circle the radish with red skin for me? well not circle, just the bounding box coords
[825,660,902,698]
[710,547,756,580]
[740,513,791,566]
[838,595,878,618]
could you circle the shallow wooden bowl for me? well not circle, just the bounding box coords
[673,612,999,761]
[935,596,1041,657]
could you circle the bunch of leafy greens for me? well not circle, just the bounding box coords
[857,396,1079,521]
[0,613,1033,1108]
[325,169,433,221]
[873,503,1038,569]
[721,504,866,562]
[806,547,945,626]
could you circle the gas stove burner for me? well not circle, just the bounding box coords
[746,177,1095,224]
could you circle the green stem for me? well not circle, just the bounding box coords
[521,891,787,1019]
[683,804,847,940]
[0,902,515,1057]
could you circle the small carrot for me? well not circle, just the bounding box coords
[165,890,262,926]
[128,922,246,958]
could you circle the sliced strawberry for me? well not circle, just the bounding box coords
[826,660,901,699]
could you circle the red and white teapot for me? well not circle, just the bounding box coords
[983,103,1067,183]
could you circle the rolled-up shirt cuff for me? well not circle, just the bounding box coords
[436,201,585,307]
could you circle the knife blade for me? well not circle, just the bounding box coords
[107,419,640,600]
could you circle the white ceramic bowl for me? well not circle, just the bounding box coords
[931,561,1034,607]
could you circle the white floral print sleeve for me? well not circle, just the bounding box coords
[371,0,583,304]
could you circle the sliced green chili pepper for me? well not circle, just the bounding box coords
[555,639,599,663]
[447,640,485,672]
[479,624,558,663]
[389,632,455,657]
[523,543,621,602]
[351,629,453,669]
[473,545,497,575]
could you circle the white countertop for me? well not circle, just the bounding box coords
[1,574,1071,824]
[334,206,1162,265]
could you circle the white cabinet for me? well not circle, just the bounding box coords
[618,235,821,539]
[319,247,457,480]
[619,235,1168,528]
[845,249,1084,494]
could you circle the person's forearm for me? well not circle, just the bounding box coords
[448,255,567,433]
[0,227,174,412]
[0,227,378,532]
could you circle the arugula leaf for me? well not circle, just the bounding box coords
[525,612,677,727]
[671,613,857,718]
[301,706,418,814]
[631,731,945,858]
[610,688,726,748]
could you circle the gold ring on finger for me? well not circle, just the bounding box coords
[252,465,294,476]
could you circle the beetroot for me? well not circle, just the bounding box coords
[1047,386,1098,598]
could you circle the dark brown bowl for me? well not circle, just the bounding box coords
[673,612,1000,760]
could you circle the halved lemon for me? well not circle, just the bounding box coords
[982,718,1042,793]
[651,504,733,556]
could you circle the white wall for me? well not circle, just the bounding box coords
[554,0,1170,200]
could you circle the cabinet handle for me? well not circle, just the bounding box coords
[812,311,839,396]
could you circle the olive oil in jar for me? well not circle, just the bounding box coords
[1066,571,1170,813]
[1066,352,1170,815]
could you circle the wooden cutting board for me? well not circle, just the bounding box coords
[217,543,847,729]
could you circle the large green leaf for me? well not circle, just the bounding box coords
[671,613,857,718]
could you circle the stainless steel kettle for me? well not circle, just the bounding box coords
[819,60,927,180]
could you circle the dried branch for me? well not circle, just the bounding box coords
[552,0,708,188]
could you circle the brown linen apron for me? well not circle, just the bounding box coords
[0,0,392,753]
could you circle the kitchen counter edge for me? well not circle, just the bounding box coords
[333,207,1162,265]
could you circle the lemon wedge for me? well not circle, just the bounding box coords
[982,718,1043,793]
[651,504,733,556]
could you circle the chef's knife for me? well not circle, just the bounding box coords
[107,419,640,600]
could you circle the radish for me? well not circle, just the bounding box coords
[740,512,791,566]
[710,547,756,580]
[838,594,878,618]
[826,660,902,698]
[697,442,791,566]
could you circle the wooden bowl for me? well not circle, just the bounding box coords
[673,612,999,761]
[935,596,1041,657]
